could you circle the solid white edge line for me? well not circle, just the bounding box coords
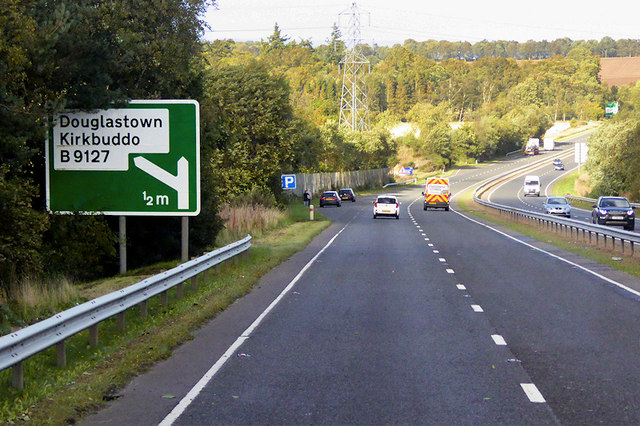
[521,383,546,403]
[471,304,484,312]
[158,222,351,426]
[451,209,640,298]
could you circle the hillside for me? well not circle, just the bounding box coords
[599,57,640,87]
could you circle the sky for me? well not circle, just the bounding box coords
[202,0,640,47]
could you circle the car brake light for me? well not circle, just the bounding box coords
[395,203,399,208]
[374,202,378,208]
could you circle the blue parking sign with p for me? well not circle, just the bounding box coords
[282,174,296,189]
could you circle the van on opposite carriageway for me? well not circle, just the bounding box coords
[523,175,540,197]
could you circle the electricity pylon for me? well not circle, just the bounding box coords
[339,3,370,131]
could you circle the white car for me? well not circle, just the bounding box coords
[373,195,399,219]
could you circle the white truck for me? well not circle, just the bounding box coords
[543,138,555,151]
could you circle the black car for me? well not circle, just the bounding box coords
[592,196,635,230]
[319,191,341,207]
[338,188,356,202]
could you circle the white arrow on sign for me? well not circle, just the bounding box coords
[134,156,189,210]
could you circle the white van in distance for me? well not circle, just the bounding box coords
[523,175,540,197]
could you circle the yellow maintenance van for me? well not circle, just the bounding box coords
[423,177,450,211]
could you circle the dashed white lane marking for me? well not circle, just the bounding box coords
[439,258,446,262]
[425,238,430,241]
[428,243,434,247]
[421,233,427,236]
[446,268,455,274]
[471,304,484,312]
[433,250,439,253]
[521,383,546,403]
[491,334,507,345]
[456,284,466,290]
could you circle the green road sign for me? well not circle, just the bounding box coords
[46,100,200,215]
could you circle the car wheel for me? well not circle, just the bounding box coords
[373,214,376,219]
[395,214,399,220]
[445,206,449,211]
[567,214,571,218]
[423,204,428,211]
[626,223,635,231]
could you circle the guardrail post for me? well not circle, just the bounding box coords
[90,324,99,346]
[117,312,125,332]
[191,276,198,292]
[140,300,148,318]
[12,362,23,389]
[56,341,66,367]
[177,282,183,299]
[161,290,168,307]
[204,268,210,282]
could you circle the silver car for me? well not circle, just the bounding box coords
[544,196,571,217]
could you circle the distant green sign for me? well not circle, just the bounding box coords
[46,100,200,215]
[605,101,619,117]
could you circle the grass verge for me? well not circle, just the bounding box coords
[0,205,330,424]
[456,190,640,278]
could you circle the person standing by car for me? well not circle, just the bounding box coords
[303,189,311,206]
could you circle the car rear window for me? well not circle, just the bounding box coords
[322,192,335,197]
[377,197,396,204]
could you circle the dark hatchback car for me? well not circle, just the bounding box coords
[319,191,341,207]
[592,196,635,230]
[338,188,356,202]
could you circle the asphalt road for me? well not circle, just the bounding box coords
[84,152,640,425]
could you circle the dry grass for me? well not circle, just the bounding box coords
[216,204,287,245]
[9,278,80,322]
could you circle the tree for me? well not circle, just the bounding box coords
[585,119,640,199]
[260,23,290,55]
[202,60,298,197]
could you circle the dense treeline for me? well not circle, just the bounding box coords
[225,35,640,64]
[208,26,610,169]
[1,0,219,296]
[1,3,637,299]
[583,83,640,201]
